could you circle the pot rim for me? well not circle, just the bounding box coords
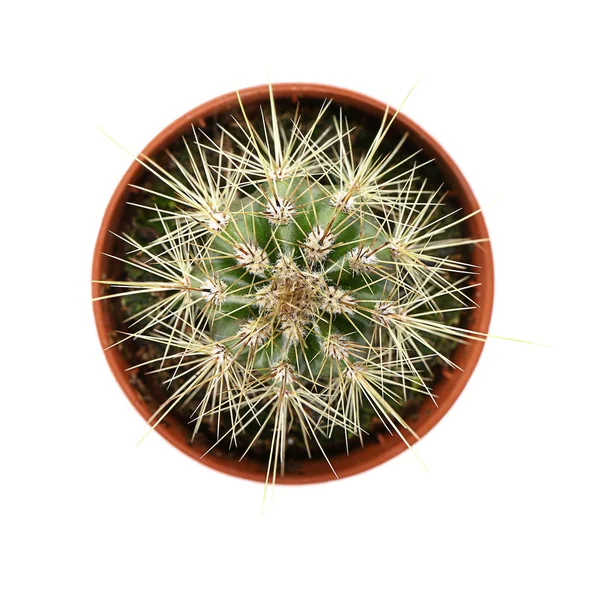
[92,82,494,484]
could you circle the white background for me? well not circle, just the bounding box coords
[2,1,598,588]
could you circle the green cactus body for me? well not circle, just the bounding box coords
[200,177,389,379]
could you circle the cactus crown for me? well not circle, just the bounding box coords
[97,88,486,486]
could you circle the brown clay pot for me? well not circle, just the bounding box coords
[92,83,494,484]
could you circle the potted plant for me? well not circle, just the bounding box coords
[92,83,494,485]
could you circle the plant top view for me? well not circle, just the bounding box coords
[93,85,493,490]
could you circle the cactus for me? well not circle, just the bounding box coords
[96,88,487,485]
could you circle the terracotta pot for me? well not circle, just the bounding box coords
[92,83,494,484]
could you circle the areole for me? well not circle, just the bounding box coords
[92,83,494,484]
